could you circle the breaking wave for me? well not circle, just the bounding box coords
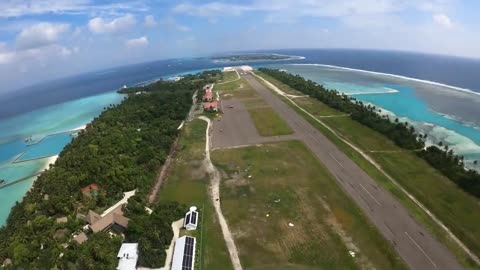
[367,103,480,169]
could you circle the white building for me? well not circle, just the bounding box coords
[184,206,199,231]
[171,236,196,270]
[117,243,138,270]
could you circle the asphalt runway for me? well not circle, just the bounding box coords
[211,98,298,149]
[236,70,463,270]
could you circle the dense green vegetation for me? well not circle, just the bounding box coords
[0,71,219,269]
[419,145,480,197]
[124,200,184,267]
[259,68,480,200]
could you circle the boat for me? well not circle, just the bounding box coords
[0,179,5,186]
[24,136,33,143]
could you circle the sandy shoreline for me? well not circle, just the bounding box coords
[22,155,59,194]
[34,155,59,183]
[72,124,87,131]
[43,155,59,170]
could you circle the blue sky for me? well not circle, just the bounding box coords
[0,0,479,91]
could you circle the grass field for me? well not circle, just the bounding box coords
[157,119,233,270]
[211,140,407,270]
[248,107,294,136]
[254,71,304,96]
[217,77,258,100]
[218,71,239,83]
[321,116,400,151]
[294,97,349,117]
[255,71,480,269]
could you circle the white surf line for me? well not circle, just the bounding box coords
[198,116,243,270]
[359,183,382,206]
[405,231,438,269]
[290,63,480,97]
[329,152,345,169]
[251,70,480,265]
[345,90,399,95]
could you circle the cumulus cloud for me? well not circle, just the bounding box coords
[0,43,78,66]
[173,2,249,17]
[0,43,15,64]
[161,17,191,32]
[88,14,136,34]
[126,36,149,48]
[16,22,70,50]
[59,46,80,57]
[144,15,157,27]
[433,14,453,29]
[0,0,148,18]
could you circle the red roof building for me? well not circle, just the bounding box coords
[81,184,100,200]
[203,101,218,112]
[203,91,213,102]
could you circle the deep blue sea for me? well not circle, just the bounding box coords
[1,49,480,226]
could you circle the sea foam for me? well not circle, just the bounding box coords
[370,103,480,164]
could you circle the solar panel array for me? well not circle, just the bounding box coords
[191,212,197,225]
[185,213,191,225]
[182,236,195,270]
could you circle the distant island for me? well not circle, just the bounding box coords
[211,53,303,62]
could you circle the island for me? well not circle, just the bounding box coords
[211,53,302,62]
[1,66,476,270]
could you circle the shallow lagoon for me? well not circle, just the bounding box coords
[273,64,480,168]
[0,91,124,226]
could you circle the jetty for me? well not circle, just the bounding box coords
[0,173,41,190]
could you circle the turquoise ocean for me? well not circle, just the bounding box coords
[0,92,125,226]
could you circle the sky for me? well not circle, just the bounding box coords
[0,0,479,91]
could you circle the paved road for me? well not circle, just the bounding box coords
[239,70,463,270]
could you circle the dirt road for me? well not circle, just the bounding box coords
[198,116,243,270]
